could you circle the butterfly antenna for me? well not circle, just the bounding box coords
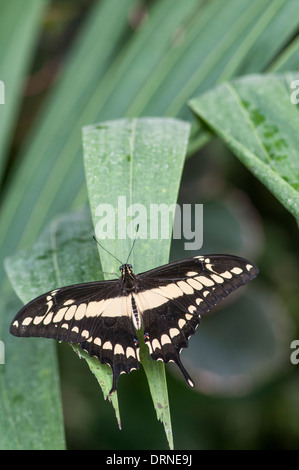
[93,235,123,265]
[126,224,139,264]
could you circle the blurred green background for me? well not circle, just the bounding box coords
[0,0,299,450]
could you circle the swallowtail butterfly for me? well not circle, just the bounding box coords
[10,254,258,394]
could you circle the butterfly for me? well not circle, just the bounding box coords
[10,254,258,394]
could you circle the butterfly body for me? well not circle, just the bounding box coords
[10,254,258,394]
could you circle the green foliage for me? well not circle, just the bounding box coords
[189,73,299,220]
[0,0,47,181]
[0,0,299,450]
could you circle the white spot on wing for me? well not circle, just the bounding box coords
[33,315,45,325]
[187,278,203,290]
[85,300,102,317]
[211,274,224,284]
[221,270,233,279]
[152,338,161,351]
[53,307,68,323]
[43,312,53,325]
[66,304,78,320]
[177,281,194,295]
[169,328,180,338]
[188,305,196,313]
[114,344,125,355]
[186,271,198,277]
[195,276,214,287]
[161,334,171,345]
[126,347,135,358]
[231,267,243,275]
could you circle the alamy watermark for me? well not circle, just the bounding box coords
[290,340,299,365]
[0,340,4,364]
[290,79,299,105]
[94,196,203,250]
[0,80,4,104]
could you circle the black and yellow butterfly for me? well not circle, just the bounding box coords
[10,254,258,394]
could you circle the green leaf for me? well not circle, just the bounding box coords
[189,73,299,220]
[267,36,299,73]
[82,117,191,449]
[0,281,65,450]
[2,0,299,450]
[5,207,122,432]
[5,117,190,449]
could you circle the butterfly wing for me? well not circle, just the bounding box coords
[135,254,259,387]
[10,254,258,393]
[10,280,140,393]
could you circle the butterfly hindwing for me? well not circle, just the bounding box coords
[78,312,140,393]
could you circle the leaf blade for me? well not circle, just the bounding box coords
[0,0,47,182]
[82,117,191,449]
[189,73,299,220]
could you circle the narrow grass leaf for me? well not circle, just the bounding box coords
[0,0,47,182]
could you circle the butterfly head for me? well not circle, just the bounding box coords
[119,264,136,290]
[120,263,134,277]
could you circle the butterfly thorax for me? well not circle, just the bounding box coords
[120,264,137,293]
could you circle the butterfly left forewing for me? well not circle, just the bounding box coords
[10,280,141,393]
[10,281,118,342]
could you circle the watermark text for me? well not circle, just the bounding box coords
[0,80,4,104]
[290,339,299,365]
[94,196,203,250]
[0,340,4,364]
[290,79,299,105]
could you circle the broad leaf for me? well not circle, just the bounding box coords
[82,117,191,449]
[5,117,190,449]
[0,281,65,450]
[4,207,121,433]
[2,0,299,450]
[189,73,299,221]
